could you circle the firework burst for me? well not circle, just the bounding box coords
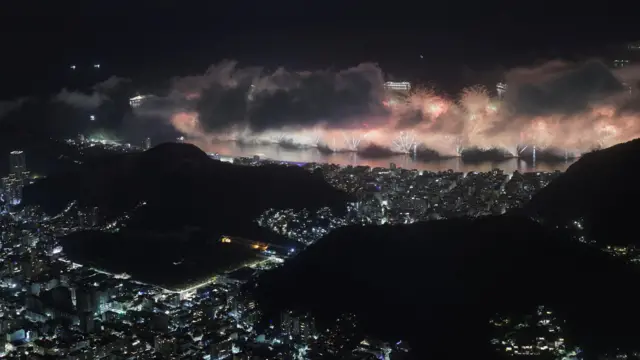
[392,131,418,153]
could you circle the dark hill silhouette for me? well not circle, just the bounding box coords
[524,138,640,245]
[24,142,350,236]
[254,216,640,359]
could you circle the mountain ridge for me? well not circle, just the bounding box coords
[24,142,351,235]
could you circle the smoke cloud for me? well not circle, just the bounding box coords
[0,98,28,121]
[5,59,640,157]
[141,59,640,156]
[54,76,131,110]
[54,89,106,109]
[505,60,626,116]
[166,61,390,132]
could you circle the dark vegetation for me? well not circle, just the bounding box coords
[24,142,350,234]
[525,138,640,245]
[255,215,640,359]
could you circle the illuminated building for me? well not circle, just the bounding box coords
[79,312,95,333]
[2,175,23,205]
[91,207,99,227]
[210,340,232,359]
[281,310,317,338]
[143,137,152,150]
[384,81,411,92]
[613,59,630,68]
[155,335,176,357]
[10,150,26,178]
[2,151,27,205]
[611,41,640,68]
[77,210,85,227]
[628,41,640,51]
[129,95,151,108]
[497,82,507,99]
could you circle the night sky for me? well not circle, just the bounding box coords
[1,2,639,98]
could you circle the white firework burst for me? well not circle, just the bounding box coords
[341,132,362,151]
[270,133,286,144]
[392,131,418,153]
[308,128,322,147]
[444,135,464,155]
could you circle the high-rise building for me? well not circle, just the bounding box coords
[76,286,97,313]
[90,207,99,227]
[79,312,95,333]
[2,174,23,205]
[384,81,411,92]
[613,59,631,68]
[627,41,640,52]
[77,211,85,228]
[10,151,26,178]
[496,82,507,99]
[129,94,154,108]
[155,335,176,357]
[3,151,26,206]
[143,137,152,150]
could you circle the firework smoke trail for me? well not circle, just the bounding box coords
[443,135,465,156]
[305,127,323,147]
[341,131,363,151]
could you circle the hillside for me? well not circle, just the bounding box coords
[254,215,640,359]
[255,138,640,358]
[0,131,122,178]
[525,138,640,244]
[24,142,350,236]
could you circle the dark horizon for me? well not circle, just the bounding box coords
[2,4,640,98]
